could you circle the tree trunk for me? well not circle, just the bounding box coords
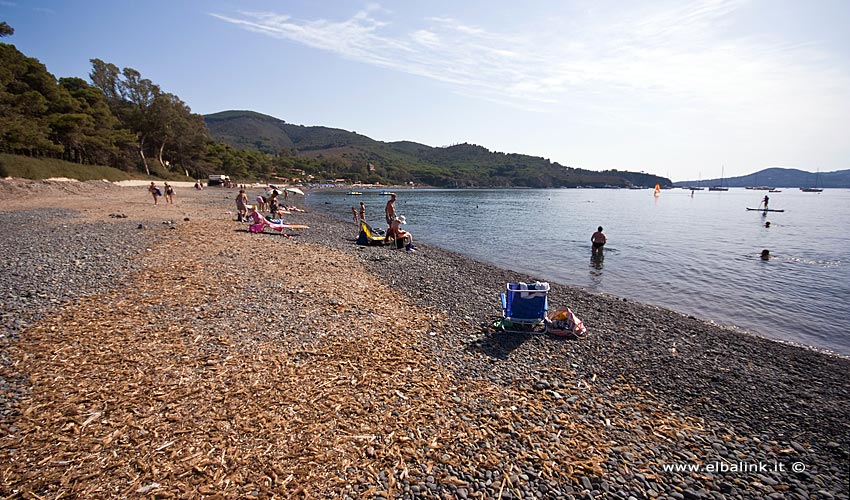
[158,141,166,170]
[139,135,150,176]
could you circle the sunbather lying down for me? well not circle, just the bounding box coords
[246,207,309,234]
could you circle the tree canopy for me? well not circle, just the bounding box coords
[0,21,14,38]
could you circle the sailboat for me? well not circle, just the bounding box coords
[708,166,729,191]
[800,169,823,192]
[688,172,704,191]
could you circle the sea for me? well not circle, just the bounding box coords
[307,187,850,356]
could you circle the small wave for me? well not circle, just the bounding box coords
[782,257,842,267]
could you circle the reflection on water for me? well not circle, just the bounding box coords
[588,252,604,288]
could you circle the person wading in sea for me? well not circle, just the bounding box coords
[591,226,607,258]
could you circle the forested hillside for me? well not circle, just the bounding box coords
[675,167,850,188]
[205,111,671,188]
[0,32,333,182]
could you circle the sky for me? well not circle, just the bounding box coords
[3,0,849,181]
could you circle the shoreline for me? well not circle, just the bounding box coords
[1,179,848,498]
[305,187,850,360]
[295,204,850,432]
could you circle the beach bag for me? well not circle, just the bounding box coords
[155,188,162,196]
[546,308,587,337]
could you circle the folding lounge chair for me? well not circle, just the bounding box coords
[356,221,386,246]
[498,282,549,334]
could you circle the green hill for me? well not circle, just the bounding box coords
[675,167,850,188]
[204,110,671,188]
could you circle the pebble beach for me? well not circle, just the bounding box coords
[1,179,848,499]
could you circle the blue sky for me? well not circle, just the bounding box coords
[3,0,848,181]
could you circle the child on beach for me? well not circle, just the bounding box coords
[235,189,248,221]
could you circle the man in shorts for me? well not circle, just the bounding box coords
[385,194,397,226]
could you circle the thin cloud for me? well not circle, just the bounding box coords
[0,1,16,6]
[210,0,850,122]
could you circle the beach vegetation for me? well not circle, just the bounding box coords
[0,153,134,181]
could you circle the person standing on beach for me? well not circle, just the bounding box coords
[762,194,769,209]
[164,182,175,205]
[351,207,359,224]
[235,189,248,221]
[591,226,607,258]
[385,194,397,226]
[149,182,161,205]
[359,201,366,222]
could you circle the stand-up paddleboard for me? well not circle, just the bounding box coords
[746,208,785,212]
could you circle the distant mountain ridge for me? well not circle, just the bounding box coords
[675,167,850,188]
[204,110,671,188]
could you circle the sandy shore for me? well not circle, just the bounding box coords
[1,179,847,499]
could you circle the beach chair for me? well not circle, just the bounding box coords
[356,221,386,246]
[498,282,549,334]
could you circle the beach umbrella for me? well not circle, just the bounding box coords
[283,187,305,196]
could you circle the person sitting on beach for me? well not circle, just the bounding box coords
[268,191,280,215]
[385,194,397,226]
[386,216,415,251]
[235,189,249,221]
[149,182,161,205]
[591,226,607,257]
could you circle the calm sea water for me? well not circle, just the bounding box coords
[308,188,850,356]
